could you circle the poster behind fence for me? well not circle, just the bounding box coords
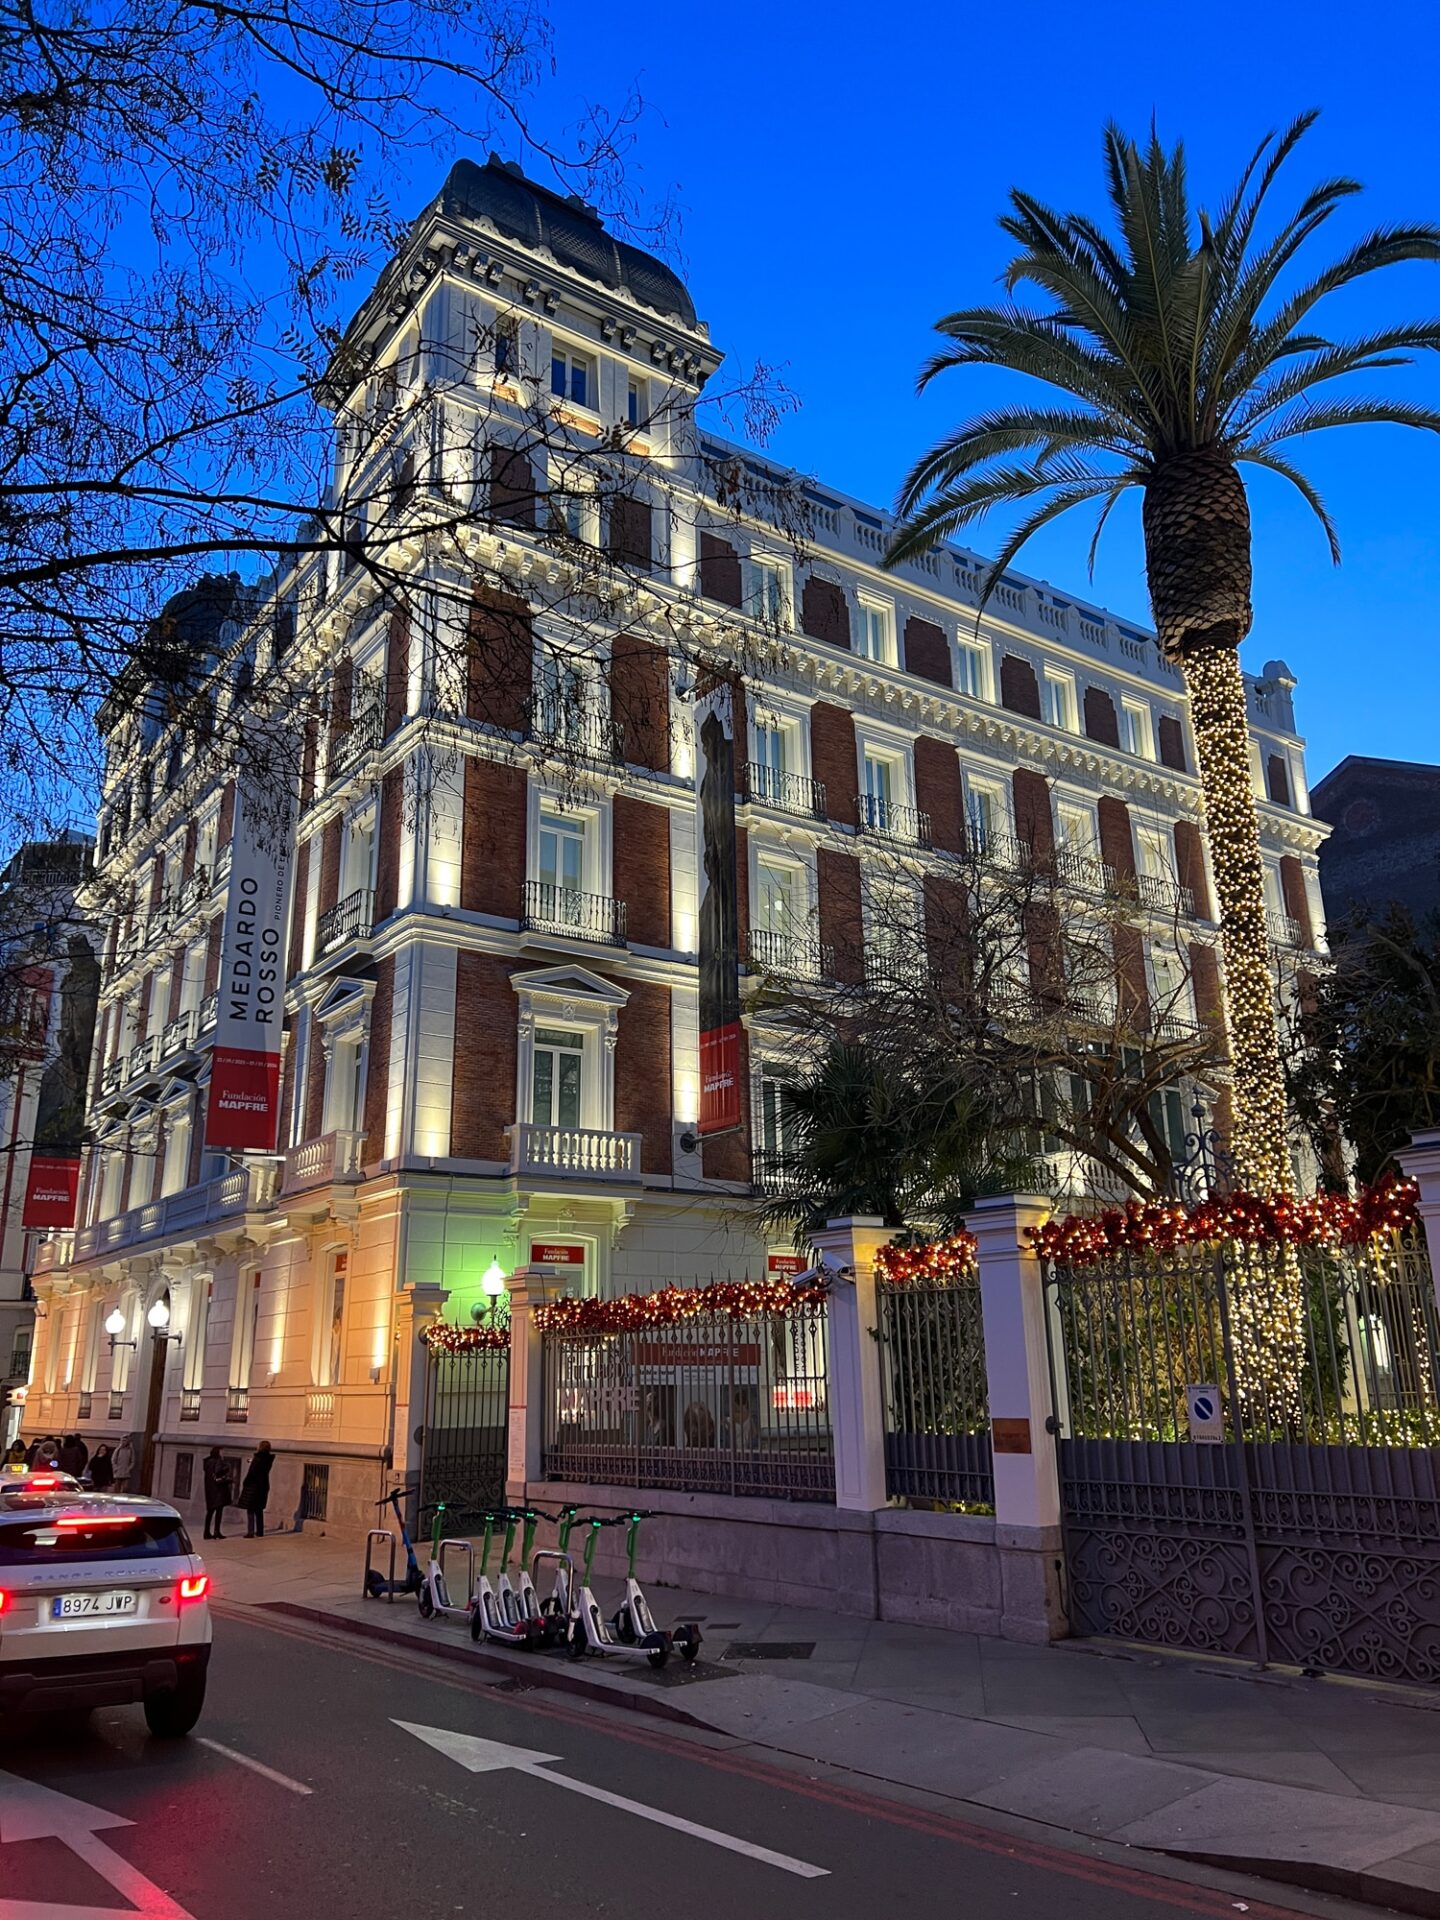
[695,675,741,1135]
[205,765,297,1150]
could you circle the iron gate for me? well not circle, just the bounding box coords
[419,1342,510,1516]
[1044,1230,1440,1683]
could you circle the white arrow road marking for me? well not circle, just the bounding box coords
[395,1721,829,1879]
[0,1766,197,1920]
[197,1736,313,1796]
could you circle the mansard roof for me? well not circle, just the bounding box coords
[440,155,698,330]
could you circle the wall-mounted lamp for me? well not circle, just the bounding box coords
[146,1297,182,1346]
[104,1307,134,1355]
[481,1259,507,1298]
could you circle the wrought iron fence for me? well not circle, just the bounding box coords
[1044,1228,1440,1682]
[420,1341,510,1515]
[542,1300,834,1500]
[876,1274,992,1508]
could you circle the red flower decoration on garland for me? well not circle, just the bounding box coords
[535,1275,828,1334]
[1026,1171,1418,1268]
[422,1322,511,1353]
[875,1232,978,1286]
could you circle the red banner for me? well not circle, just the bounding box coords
[22,1153,80,1229]
[700,1023,743,1136]
[532,1242,585,1267]
[205,1045,283,1150]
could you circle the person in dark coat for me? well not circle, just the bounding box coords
[58,1434,87,1477]
[202,1448,232,1540]
[240,1442,275,1538]
[88,1443,114,1490]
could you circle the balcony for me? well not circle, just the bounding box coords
[1137,871,1198,919]
[226,1386,249,1424]
[127,1036,158,1084]
[179,1387,201,1422]
[972,828,1030,874]
[742,762,827,820]
[317,887,374,956]
[747,928,834,980]
[865,949,928,992]
[522,881,626,947]
[855,794,931,848]
[507,1121,641,1183]
[750,1148,788,1194]
[73,1163,278,1264]
[282,1128,366,1196]
[527,699,624,766]
[158,1008,196,1062]
[1268,909,1305,948]
[108,1390,125,1420]
[100,1058,123,1096]
[330,697,384,779]
[305,1390,336,1427]
[32,1233,72,1276]
[1054,848,1116,898]
[197,990,219,1036]
[179,866,210,913]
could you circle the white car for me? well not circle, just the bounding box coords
[0,1493,211,1735]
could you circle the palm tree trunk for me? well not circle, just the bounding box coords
[1143,454,1291,1194]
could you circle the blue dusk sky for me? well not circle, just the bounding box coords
[420,0,1439,785]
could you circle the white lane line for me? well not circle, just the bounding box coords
[196,1737,314,1796]
[536,1768,829,1878]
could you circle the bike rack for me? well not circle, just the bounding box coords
[438,1537,475,1612]
[364,1529,397,1601]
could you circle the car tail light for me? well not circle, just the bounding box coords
[54,1514,134,1528]
[29,1474,61,1488]
[0,1589,8,1614]
[177,1574,209,1604]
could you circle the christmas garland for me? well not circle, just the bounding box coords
[536,1275,828,1334]
[1027,1171,1419,1268]
[421,1322,511,1353]
[876,1233,978,1286]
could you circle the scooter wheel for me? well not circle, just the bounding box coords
[679,1636,700,1663]
[612,1604,635,1644]
[647,1646,670,1671]
[417,1587,435,1621]
[566,1625,587,1661]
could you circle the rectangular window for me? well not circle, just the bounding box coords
[855,598,894,665]
[1120,699,1153,758]
[965,781,1002,855]
[755,860,799,934]
[1043,670,1076,732]
[1137,825,1172,880]
[328,1254,347,1386]
[495,320,516,375]
[955,641,987,700]
[758,1071,795,1159]
[1055,802,1094,855]
[626,379,642,427]
[535,656,593,741]
[862,751,895,832]
[550,488,594,545]
[753,715,786,790]
[538,811,586,900]
[745,557,788,626]
[233,1273,261,1392]
[550,346,593,409]
[531,1026,584,1128]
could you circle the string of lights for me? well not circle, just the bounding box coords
[420,1323,511,1353]
[535,1276,830,1334]
[875,1234,978,1286]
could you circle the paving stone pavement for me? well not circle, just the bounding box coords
[206,1529,1440,1913]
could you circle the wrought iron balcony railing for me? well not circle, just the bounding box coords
[330,697,385,779]
[527,698,624,765]
[226,1386,250,1424]
[1053,848,1116,897]
[522,880,626,946]
[317,887,374,956]
[1267,908,1306,948]
[197,990,219,1035]
[855,794,932,847]
[158,1009,196,1060]
[746,928,835,980]
[1137,871,1198,919]
[742,762,827,820]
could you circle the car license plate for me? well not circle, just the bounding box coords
[51,1591,138,1619]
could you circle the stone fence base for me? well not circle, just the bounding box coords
[527,1481,1067,1645]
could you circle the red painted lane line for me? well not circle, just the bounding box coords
[222,1604,1314,1920]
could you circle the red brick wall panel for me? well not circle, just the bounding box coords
[1114,925,1149,1025]
[217,779,237,850]
[904,616,951,688]
[317,817,342,920]
[466,585,534,734]
[1012,769,1055,869]
[699,532,743,608]
[384,608,410,739]
[1280,855,1314,946]
[811,705,858,828]
[374,768,404,923]
[1158,715,1187,772]
[460,757,526,921]
[451,951,519,1160]
[1097,796,1137,882]
[362,957,393,1157]
[608,634,670,773]
[915,737,964,854]
[818,848,864,985]
[303,1013,326,1141]
[612,796,671,948]
[203,917,223,995]
[801,577,850,650]
[1083,686,1120,747]
[613,977,672,1175]
[1000,655,1042,719]
[1173,821,1212,920]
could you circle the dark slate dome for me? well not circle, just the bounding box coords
[440,156,697,329]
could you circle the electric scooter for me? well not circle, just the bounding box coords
[532,1504,584,1644]
[364,1487,425,1601]
[567,1515,672,1669]
[416,1502,477,1625]
[470,1509,548,1648]
[610,1510,702,1663]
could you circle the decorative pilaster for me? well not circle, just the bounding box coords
[810,1217,892,1513]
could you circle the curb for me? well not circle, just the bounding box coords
[238,1599,1440,1918]
[252,1599,718,1730]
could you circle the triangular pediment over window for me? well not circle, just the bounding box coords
[508,964,629,1010]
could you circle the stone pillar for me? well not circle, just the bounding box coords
[1397,1133,1440,1325]
[967,1195,1067,1643]
[810,1217,891,1513]
[504,1265,566,1503]
[391,1280,448,1514]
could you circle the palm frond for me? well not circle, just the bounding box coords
[1248,396,1440,449]
[1235,446,1342,561]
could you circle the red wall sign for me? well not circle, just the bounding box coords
[767,1252,807,1276]
[532,1243,586,1267]
[22,1154,81,1229]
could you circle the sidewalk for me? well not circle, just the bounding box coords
[207,1529,1440,1914]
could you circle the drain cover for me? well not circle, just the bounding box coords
[724,1641,816,1660]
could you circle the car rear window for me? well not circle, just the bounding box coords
[0,1515,192,1562]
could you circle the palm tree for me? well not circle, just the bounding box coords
[886,117,1440,1191]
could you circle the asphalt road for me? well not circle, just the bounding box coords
[0,1608,1385,1920]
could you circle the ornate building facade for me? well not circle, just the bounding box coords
[21,159,1327,1529]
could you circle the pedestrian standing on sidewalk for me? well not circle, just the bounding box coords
[110,1435,135,1492]
[240,1441,275,1538]
[202,1447,232,1540]
[89,1443,114,1491]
